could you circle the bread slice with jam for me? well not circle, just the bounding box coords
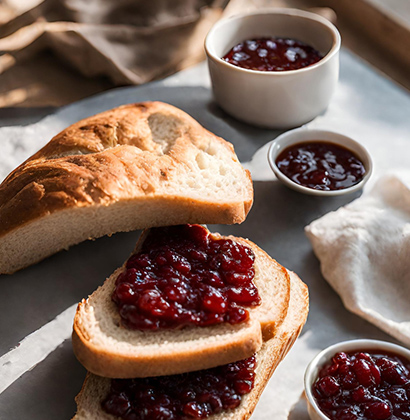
[72,270,308,420]
[72,225,291,378]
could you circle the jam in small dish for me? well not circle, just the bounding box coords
[313,350,410,420]
[222,37,322,72]
[112,224,261,331]
[102,355,257,419]
[275,141,366,192]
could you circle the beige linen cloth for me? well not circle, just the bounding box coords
[0,0,226,106]
[305,171,410,346]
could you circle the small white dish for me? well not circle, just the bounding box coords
[304,339,410,420]
[267,127,373,196]
[205,8,341,129]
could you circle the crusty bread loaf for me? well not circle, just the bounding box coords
[0,102,253,274]
[72,270,309,420]
[72,227,291,378]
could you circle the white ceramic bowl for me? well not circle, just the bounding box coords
[304,339,410,420]
[205,9,341,129]
[267,127,372,196]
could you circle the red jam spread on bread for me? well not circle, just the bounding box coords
[102,355,256,419]
[313,350,410,420]
[275,141,366,191]
[222,37,322,71]
[112,224,260,331]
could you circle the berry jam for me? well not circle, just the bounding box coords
[102,356,256,419]
[112,224,260,331]
[276,141,366,191]
[222,37,322,72]
[313,350,410,420]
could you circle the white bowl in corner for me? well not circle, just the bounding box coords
[267,127,373,196]
[205,8,341,129]
[304,339,410,420]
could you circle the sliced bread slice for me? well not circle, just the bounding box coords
[72,227,291,378]
[0,101,253,274]
[72,270,309,420]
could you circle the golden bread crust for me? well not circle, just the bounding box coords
[0,102,253,273]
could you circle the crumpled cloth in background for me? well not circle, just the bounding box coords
[0,0,226,106]
[0,0,334,107]
[305,172,410,346]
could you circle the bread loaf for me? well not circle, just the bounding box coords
[0,102,253,274]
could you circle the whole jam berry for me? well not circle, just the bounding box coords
[102,356,257,419]
[112,225,260,331]
[222,37,322,72]
[276,141,366,191]
[313,350,410,420]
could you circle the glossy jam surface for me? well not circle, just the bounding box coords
[222,37,322,72]
[313,350,410,420]
[102,356,256,419]
[275,141,366,191]
[112,224,260,331]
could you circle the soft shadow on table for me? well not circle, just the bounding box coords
[288,393,310,420]
[0,340,86,420]
[0,107,57,127]
[205,100,284,154]
[0,230,142,356]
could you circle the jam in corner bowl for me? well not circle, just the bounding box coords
[304,339,410,420]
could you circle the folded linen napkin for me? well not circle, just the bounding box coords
[305,172,410,346]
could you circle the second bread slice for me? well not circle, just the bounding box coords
[72,226,290,378]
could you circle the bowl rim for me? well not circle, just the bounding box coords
[304,339,410,420]
[204,8,341,76]
[267,127,373,196]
